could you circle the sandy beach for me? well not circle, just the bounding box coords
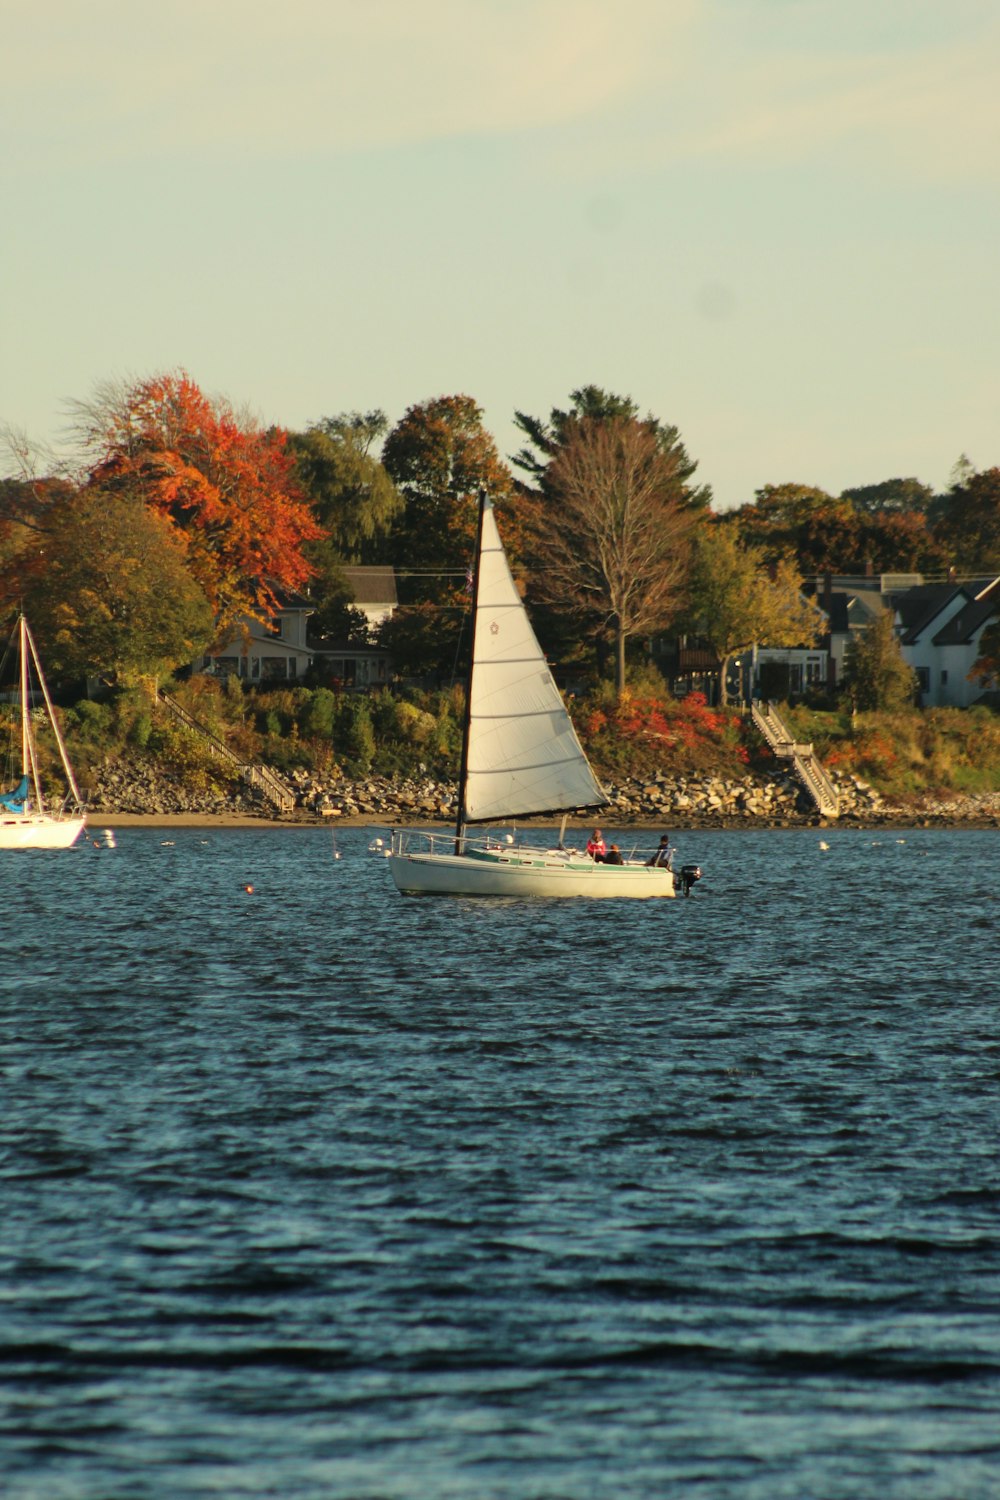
[90,812,337,829]
[84,806,1000,832]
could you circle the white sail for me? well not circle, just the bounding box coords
[463,500,607,822]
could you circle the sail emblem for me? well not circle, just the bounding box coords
[490,622,499,634]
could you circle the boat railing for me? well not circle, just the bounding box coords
[389,827,675,865]
[391,827,509,858]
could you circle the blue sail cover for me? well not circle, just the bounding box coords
[0,776,29,811]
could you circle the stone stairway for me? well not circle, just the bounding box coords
[750,701,840,818]
[155,690,298,813]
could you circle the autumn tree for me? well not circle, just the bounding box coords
[841,477,934,515]
[0,475,77,593]
[529,414,697,695]
[513,387,709,680]
[69,373,324,634]
[728,483,855,569]
[512,384,712,509]
[843,609,918,712]
[687,525,821,705]
[379,395,517,676]
[11,488,214,682]
[970,612,1000,691]
[383,395,516,584]
[934,466,1000,573]
[729,480,945,576]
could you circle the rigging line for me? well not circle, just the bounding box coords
[447,540,477,690]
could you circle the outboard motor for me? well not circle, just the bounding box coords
[678,863,702,897]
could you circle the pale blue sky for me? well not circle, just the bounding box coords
[3,0,998,509]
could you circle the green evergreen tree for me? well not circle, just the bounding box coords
[334,694,375,773]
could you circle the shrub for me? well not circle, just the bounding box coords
[333,695,376,775]
[571,684,751,778]
[63,699,113,745]
[298,687,337,739]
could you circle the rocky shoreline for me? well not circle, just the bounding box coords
[87,755,1000,829]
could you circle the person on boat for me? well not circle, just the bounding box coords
[601,843,624,865]
[646,834,673,868]
[586,829,606,859]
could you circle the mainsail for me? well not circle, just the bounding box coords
[462,499,607,823]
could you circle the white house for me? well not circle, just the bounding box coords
[806,573,1000,707]
[200,592,314,682]
[339,566,397,630]
[196,569,400,687]
[306,566,397,687]
[899,577,1000,707]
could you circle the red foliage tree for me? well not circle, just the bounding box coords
[77,372,324,632]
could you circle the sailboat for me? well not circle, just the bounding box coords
[0,615,87,850]
[388,493,687,898]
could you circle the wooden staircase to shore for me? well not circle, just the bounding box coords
[750,701,840,818]
[155,690,297,813]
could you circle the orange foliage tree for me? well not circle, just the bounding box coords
[74,373,324,634]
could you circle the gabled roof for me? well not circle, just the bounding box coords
[340,565,397,608]
[893,583,964,644]
[265,584,314,612]
[844,590,885,630]
[802,572,1000,650]
[931,577,1000,646]
[811,584,884,633]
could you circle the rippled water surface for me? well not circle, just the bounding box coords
[2,825,999,1498]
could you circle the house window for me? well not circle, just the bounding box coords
[940,669,948,685]
[915,667,930,692]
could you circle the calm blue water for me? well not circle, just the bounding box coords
[2,825,999,1499]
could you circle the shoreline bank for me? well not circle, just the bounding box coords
[88,808,1000,831]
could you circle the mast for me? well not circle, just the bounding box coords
[19,616,30,802]
[454,489,487,854]
[24,617,82,807]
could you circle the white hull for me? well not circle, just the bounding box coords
[389,843,675,899]
[0,813,86,850]
[3,616,87,852]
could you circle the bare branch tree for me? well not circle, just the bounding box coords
[532,416,696,694]
[0,423,65,483]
